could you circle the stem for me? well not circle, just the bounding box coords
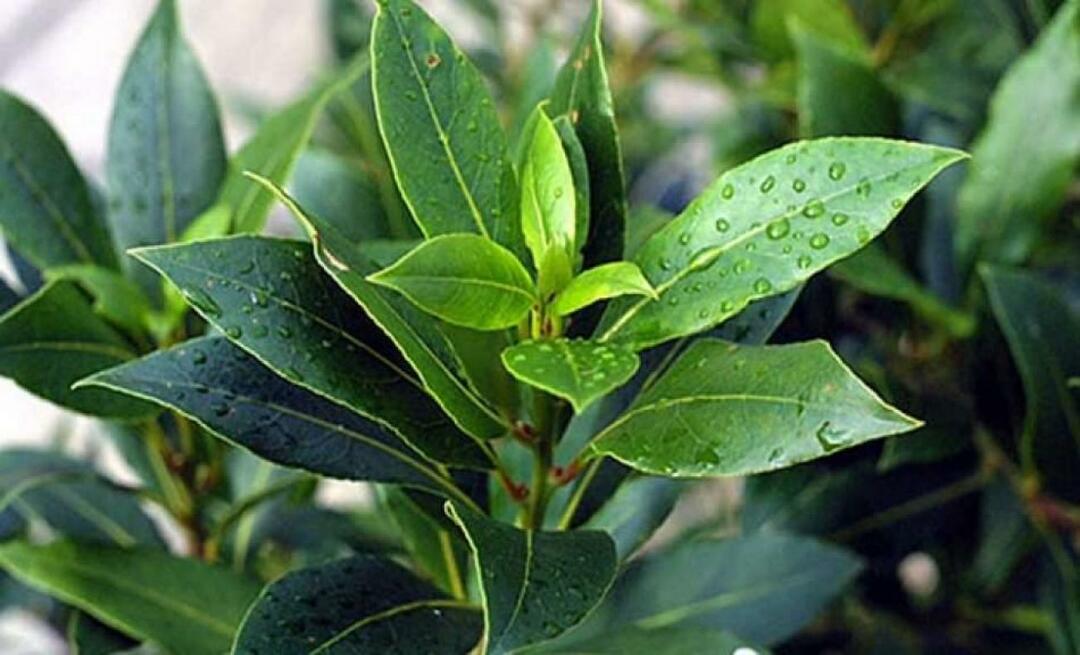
[525,391,555,530]
[557,457,603,530]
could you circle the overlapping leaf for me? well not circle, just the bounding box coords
[133,235,487,469]
[80,336,482,503]
[502,339,639,413]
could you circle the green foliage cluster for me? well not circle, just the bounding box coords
[0,0,1074,653]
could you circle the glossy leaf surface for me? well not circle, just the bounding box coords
[0,541,261,655]
[248,175,506,439]
[591,339,920,477]
[955,0,1080,269]
[446,501,617,654]
[0,92,116,271]
[598,138,966,350]
[548,0,626,268]
[134,235,486,469]
[369,234,536,331]
[372,0,522,256]
[982,265,1080,501]
[502,339,639,413]
[552,262,656,317]
[0,282,153,418]
[521,108,576,294]
[106,0,225,298]
[81,336,483,502]
[232,555,482,654]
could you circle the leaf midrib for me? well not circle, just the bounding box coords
[601,158,949,341]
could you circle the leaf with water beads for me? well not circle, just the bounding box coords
[232,555,482,654]
[502,339,640,413]
[596,137,967,351]
[590,339,921,477]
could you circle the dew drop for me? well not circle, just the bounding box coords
[856,226,872,244]
[225,326,242,339]
[191,350,207,365]
[715,218,730,232]
[765,218,790,240]
[678,232,691,245]
[802,199,825,218]
[732,259,750,275]
[753,277,772,294]
[815,421,848,452]
[797,255,812,269]
[785,153,797,164]
[182,289,221,318]
[239,260,255,274]
[659,258,673,271]
[891,198,903,209]
[831,212,850,226]
[792,178,806,193]
[721,183,735,199]
[856,178,872,196]
[759,176,776,193]
[828,161,846,180]
[720,300,734,312]
[809,233,830,249]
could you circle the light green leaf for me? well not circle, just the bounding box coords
[232,555,482,654]
[132,235,488,470]
[584,533,862,645]
[521,108,576,295]
[0,282,154,419]
[553,262,656,317]
[0,541,261,655]
[590,339,921,477]
[369,234,536,331]
[597,138,967,350]
[791,20,896,137]
[548,0,626,269]
[553,116,591,257]
[44,265,151,334]
[80,336,483,503]
[222,58,364,234]
[372,0,522,257]
[502,339,639,413]
[445,501,617,654]
[378,487,470,597]
[830,244,975,337]
[981,265,1080,502]
[106,0,225,300]
[955,0,1080,270]
[0,92,116,271]
[246,174,507,440]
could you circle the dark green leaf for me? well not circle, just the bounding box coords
[548,0,627,269]
[955,0,1080,270]
[372,0,522,256]
[0,282,154,418]
[326,0,372,63]
[587,532,862,645]
[290,149,391,242]
[222,60,363,234]
[106,0,225,299]
[133,235,488,470]
[446,501,617,654]
[521,108,576,295]
[43,265,151,334]
[831,244,974,337]
[233,555,482,654]
[553,262,656,317]
[791,21,896,137]
[981,265,1080,501]
[597,138,966,350]
[80,336,482,505]
[248,175,507,440]
[369,234,536,331]
[0,541,261,655]
[0,92,116,271]
[0,278,18,315]
[590,339,920,477]
[751,0,866,60]
[0,450,163,548]
[502,339,639,413]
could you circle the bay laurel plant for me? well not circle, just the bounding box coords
[0,0,978,653]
